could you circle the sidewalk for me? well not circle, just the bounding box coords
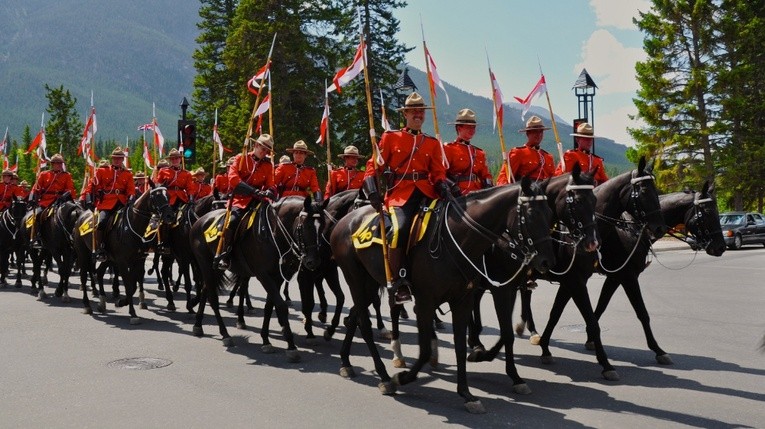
[651,236,693,252]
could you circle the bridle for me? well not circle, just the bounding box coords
[667,194,721,252]
[549,182,596,275]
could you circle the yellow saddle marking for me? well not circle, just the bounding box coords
[204,213,226,243]
[144,219,159,239]
[44,206,54,217]
[78,213,95,236]
[415,199,439,242]
[246,202,262,230]
[112,211,122,226]
[351,200,439,250]
[25,215,34,229]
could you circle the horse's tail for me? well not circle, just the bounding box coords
[218,269,238,293]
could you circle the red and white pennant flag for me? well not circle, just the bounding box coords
[316,95,329,146]
[425,46,449,105]
[489,69,504,131]
[327,41,365,93]
[247,61,271,96]
[514,75,547,120]
[0,127,8,154]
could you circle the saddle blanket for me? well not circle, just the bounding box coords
[352,199,439,250]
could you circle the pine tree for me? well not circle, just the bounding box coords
[43,84,84,183]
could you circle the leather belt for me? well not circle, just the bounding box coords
[452,175,479,183]
[394,171,429,181]
[105,189,122,195]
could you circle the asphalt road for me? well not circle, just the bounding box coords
[0,245,763,428]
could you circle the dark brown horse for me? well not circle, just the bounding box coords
[0,197,28,288]
[189,196,325,361]
[584,181,725,363]
[36,199,82,302]
[73,186,174,319]
[331,177,555,413]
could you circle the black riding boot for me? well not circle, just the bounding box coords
[94,229,106,262]
[214,224,236,271]
[387,246,412,304]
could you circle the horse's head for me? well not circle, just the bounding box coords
[147,186,175,224]
[9,197,27,223]
[624,156,665,239]
[685,181,725,256]
[518,176,555,273]
[552,163,599,252]
[295,196,327,271]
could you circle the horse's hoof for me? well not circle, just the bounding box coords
[261,344,276,354]
[339,366,356,378]
[97,303,106,313]
[467,351,480,362]
[602,370,620,381]
[656,354,673,365]
[222,337,234,347]
[285,349,301,363]
[391,373,402,387]
[225,300,233,309]
[379,328,392,340]
[139,302,148,310]
[323,329,334,342]
[14,282,21,289]
[392,358,406,368]
[158,284,164,290]
[378,382,396,395]
[0,282,7,289]
[37,291,46,300]
[83,306,93,315]
[585,341,595,351]
[166,302,176,312]
[55,288,63,298]
[192,326,204,337]
[540,355,554,365]
[62,295,71,303]
[465,400,486,414]
[318,312,327,324]
[515,322,525,337]
[513,383,532,395]
[529,333,541,345]
[129,317,141,325]
[236,321,247,330]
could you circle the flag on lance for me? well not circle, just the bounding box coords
[247,61,271,96]
[253,93,271,118]
[514,75,547,120]
[379,89,392,132]
[153,122,165,157]
[489,69,504,131]
[326,41,365,93]
[425,46,449,105]
[142,137,153,169]
[316,94,329,146]
[0,127,8,154]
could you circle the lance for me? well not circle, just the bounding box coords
[267,72,275,176]
[486,50,513,184]
[420,18,449,169]
[323,80,334,197]
[357,8,393,287]
[538,60,565,171]
[211,108,218,179]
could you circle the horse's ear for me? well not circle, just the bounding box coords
[638,156,646,174]
[701,180,710,196]
[148,177,156,189]
[520,175,532,195]
[707,180,715,196]
[321,197,330,210]
[572,161,582,180]
[304,196,312,211]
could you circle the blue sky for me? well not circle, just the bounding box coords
[397,0,652,146]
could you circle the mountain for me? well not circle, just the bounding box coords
[0,0,630,172]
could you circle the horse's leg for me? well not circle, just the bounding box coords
[262,276,299,362]
[186,261,201,313]
[621,275,671,364]
[393,300,435,388]
[115,261,142,324]
[207,277,232,346]
[538,284,572,363]
[193,287,208,337]
[226,281,238,308]
[389,295,406,368]
[137,256,147,310]
[261,293,275,348]
[450,296,485,413]
[492,285,529,393]
[587,274,621,349]
[372,292,388,337]
[151,253,164,291]
[0,250,8,288]
[468,286,487,351]
[163,256,176,312]
[339,305,360,377]
[282,280,291,305]
[236,279,248,329]
[13,248,24,288]
[315,274,328,325]
[568,279,618,380]
[297,268,317,341]
[520,288,540,343]
[322,261,345,341]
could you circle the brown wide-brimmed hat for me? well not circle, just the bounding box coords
[192,167,206,177]
[449,108,477,125]
[570,122,596,138]
[286,140,314,156]
[98,159,109,167]
[134,172,146,179]
[50,153,65,163]
[518,115,551,133]
[1,169,12,176]
[111,146,126,157]
[338,145,365,159]
[157,159,170,168]
[278,155,291,164]
[167,148,182,158]
[20,180,29,187]
[397,92,433,111]
[249,133,274,152]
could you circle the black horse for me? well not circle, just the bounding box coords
[37,199,83,302]
[189,196,325,360]
[73,187,174,319]
[465,165,600,393]
[584,181,725,363]
[19,208,54,297]
[331,177,555,413]
[0,197,28,288]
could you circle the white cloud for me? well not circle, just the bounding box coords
[595,105,644,147]
[575,29,646,95]
[590,0,652,29]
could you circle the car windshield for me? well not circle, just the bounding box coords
[719,214,745,225]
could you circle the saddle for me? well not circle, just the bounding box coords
[203,202,264,244]
[351,199,440,252]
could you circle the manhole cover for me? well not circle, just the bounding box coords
[561,324,609,333]
[106,357,172,370]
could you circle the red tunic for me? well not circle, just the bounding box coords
[274,162,320,198]
[193,181,212,199]
[496,145,555,185]
[0,183,25,211]
[213,173,231,195]
[364,129,447,207]
[228,153,274,210]
[325,167,364,198]
[32,170,77,208]
[157,167,196,206]
[554,149,609,185]
[91,166,135,211]
[444,140,492,195]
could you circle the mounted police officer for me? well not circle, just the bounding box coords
[444,109,493,195]
[191,167,212,199]
[554,122,608,185]
[363,92,449,304]
[91,147,135,262]
[0,169,25,212]
[275,140,321,201]
[29,153,77,248]
[214,134,276,270]
[496,115,555,185]
[156,148,196,253]
[325,145,366,199]
[213,158,234,198]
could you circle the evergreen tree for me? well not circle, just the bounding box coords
[630,0,719,190]
[43,84,84,183]
[20,125,33,184]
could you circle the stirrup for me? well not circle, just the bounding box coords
[31,239,42,250]
[214,254,229,271]
[525,279,538,291]
[389,279,413,305]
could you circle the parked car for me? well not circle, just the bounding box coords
[719,212,765,249]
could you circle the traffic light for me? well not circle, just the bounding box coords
[178,120,196,164]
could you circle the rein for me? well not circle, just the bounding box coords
[1,208,20,238]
